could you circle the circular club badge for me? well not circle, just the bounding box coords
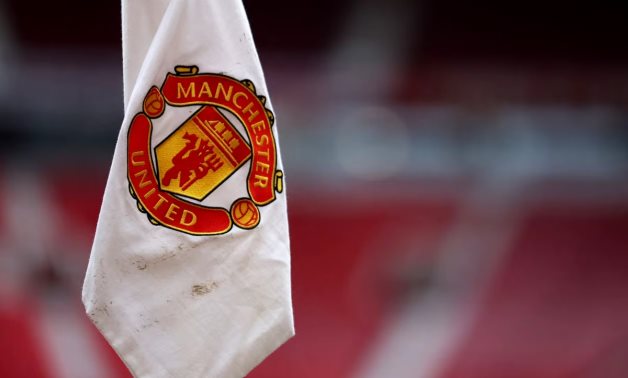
[127,65,283,235]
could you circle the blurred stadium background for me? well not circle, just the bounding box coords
[1,0,628,377]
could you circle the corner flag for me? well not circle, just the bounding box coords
[82,1,294,376]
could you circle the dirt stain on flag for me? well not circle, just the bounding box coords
[133,259,148,270]
[132,251,178,271]
[192,281,219,297]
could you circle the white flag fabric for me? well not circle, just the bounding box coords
[82,1,294,377]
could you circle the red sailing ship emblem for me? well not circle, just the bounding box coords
[127,65,283,235]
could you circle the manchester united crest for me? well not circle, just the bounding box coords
[127,65,283,235]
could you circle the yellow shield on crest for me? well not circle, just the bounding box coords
[155,106,252,200]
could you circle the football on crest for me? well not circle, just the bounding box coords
[143,86,165,118]
[231,198,260,229]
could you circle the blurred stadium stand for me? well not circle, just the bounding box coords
[0,0,627,377]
